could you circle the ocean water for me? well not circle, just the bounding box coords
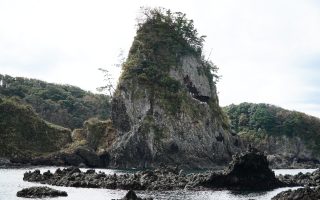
[0,167,316,200]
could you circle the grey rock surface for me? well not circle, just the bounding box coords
[109,55,243,169]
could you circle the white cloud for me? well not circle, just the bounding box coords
[0,0,320,117]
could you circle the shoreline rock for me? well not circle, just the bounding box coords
[16,186,67,198]
[277,168,320,187]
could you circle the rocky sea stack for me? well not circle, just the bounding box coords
[109,8,242,169]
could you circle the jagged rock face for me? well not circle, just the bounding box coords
[170,56,214,101]
[108,10,243,169]
[109,55,242,169]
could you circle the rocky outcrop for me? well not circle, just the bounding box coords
[108,9,242,169]
[114,190,153,200]
[16,186,67,198]
[26,145,108,168]
[24,118,115,168]
[23,151,285,191]
[71,118,116,152]
[272,187,320,200]
[201,148,284,190]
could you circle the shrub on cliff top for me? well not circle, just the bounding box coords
[121,7,215,83]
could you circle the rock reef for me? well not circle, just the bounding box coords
[278,168,320,187]
[23,150,285,191]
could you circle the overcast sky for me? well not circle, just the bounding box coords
[1,0,320,117]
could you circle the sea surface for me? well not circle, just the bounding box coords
[0,167,316,200]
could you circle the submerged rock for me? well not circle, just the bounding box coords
[272,187,320,200]
[114,190,153,200]
[16,186,67,198]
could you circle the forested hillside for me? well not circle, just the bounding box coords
[0,74,111,129]
[0,97,72,161]
[224,103,320,167]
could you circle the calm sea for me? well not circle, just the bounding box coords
[0,167,316,200]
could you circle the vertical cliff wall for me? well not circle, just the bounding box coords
[108,8,242,168]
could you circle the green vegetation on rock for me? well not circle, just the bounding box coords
[0,97,72,160]
[118,7,219,116]
[224,103,320,155]
[0,74,111,129]
[71,118,116,152]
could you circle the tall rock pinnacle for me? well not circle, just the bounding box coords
[109,8,242,168]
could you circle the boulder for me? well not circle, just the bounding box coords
[16,186,67,198]
[75,147,102,167]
